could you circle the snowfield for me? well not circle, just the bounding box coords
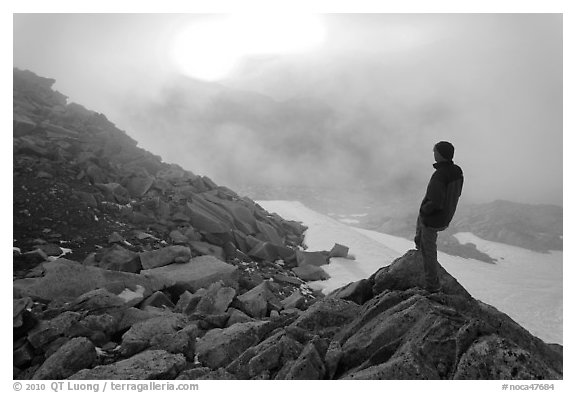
[258,200,563,345]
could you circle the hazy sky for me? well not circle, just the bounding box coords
[13,13,563,206]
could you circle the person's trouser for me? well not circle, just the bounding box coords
[415,216,446,289]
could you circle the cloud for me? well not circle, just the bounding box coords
[13,13,563,206]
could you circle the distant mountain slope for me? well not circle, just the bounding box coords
[450,200,562,252]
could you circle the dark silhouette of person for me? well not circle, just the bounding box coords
[414,141,464,292]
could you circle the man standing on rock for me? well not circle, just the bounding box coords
[414,141,464,292]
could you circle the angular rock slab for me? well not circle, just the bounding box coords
[141,255,239,293]
[33,337,96,379]
[296,250,328,267]
[13,259,163,302]
[139,245,192,269]
[69,350,186,380]
[292,265,330,281]
[236,281,282,319]
[195,281,236,315]
[196,321,272,369]
[120,313,189,357]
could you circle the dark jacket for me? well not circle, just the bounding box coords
[419,160,464,229]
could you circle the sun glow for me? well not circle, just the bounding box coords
[170,14,326,81]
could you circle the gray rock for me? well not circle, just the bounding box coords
[281,289,306,310]
[196,321,272,369]
[98,244,141,273]
[139,246,192,270]
[225,308,255,327]
[195,282,236,315]
[141,255,239,294]
[291,298,360,338]
[296,250,328,267]
[281,340,326,379]
[33,337,96,379]
[255,221,283,246]
[189,241,225,261]
[236,281,281,319]
[69,350,186,380]
[327,278,373,305]
[13,297,33,328]
[13,259,162,302]
[454,335,562,379]
[27,311,82,349]
[292,265,330,281]
[328,243,349,258]
[139,291,175,310]
[125,174,154,198]
[120,313,188,356]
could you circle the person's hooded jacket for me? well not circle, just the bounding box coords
[419,160,464,229]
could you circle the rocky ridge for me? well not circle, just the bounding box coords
[13,69,562,380]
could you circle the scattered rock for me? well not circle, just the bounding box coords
[329,243,349,258]
[69,350,186,379]
[236,281,282,319]
[296,250,328,267]
[195,281,236,315]
[139,291,175,310]
[141,256,239,294]
[139,245,192,269]
[33,337,96,379]
[196,321,272,369]
[13,259,162,302]
[292,265,330,281]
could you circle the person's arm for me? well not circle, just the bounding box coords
[420,174,445,216]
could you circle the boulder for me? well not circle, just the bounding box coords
[125,174,154,198]
[27,311,82,349]
[169,230,189,244]
[13,340,34,368]
[281,289,306,310]
[195,281,236,315]
[189,241,226,261]
[13,259,163,302]
[329,243,349,258]
[327,278,373,305]
[94,182,131,204]
[296,250,328,267]
[281,340,326,379]
[13,297,33,328]
[141,255,239,294]
[185,201,230,234]
[120,313,188,356]
[370,250,470,298]
[255,221,283,246]
[69,350,186,380]
[248,241,279,261]
[196,321,273,369]
[139,245,192,269]
[139,291,175,310]
[33,337,96,379]
[453,335,562,379]
[226,308,254,327]
[98,244,141,273]
[236,281,282,319]
[175,290,205,315]
[291,298,360,338]
[292,265,330,281]
[209,199,258,234]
